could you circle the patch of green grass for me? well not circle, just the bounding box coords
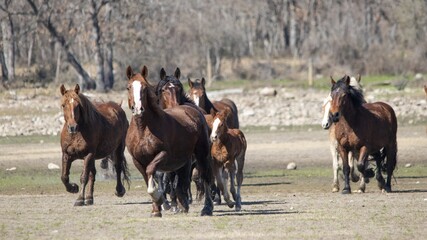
[0,135,59,145]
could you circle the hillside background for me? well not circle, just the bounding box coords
[1,0,427,91]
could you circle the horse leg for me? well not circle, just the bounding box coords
[146,151,168,217]
[157,172,171,211]
[356,147,372,193]
[235,151,245,211]
[218,167,235,208]
[113,144,127,197]
[61,153,79,194]
[75,153,94,206]
[84,160,96,205]
[330,140,340,192]
[229,163,237,201]
[174,160,192,214]
[338,147,351,194]
[385,143,397,193]
[348,151,360,183]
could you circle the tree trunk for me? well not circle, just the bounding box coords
[91,0,105,92]
[26,0,96,90]
[1,13,15,82]
[104,3,114,90]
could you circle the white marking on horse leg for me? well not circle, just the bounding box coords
[132,81,143,115]
[147,175,162,202]
[330,138,340,192]
[210,118,221,141]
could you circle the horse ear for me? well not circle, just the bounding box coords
[174,67,181,79]
[330,76,336,85]
[160,68,166,80]
[60,84,66,96]
[126,66,133,79]
[188,78,193,88]
[344,75,350,85]
[74,84,80,94]
[141,65,148,79]
[357,74,361,83]
[201,77,206,86]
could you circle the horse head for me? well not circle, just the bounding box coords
[60,84,81,134]
[329,75,351,123]
[321,94,333,129]
[188,77,206,107]
[210,108,230,142]
[126,65,150,116]
[157,68,185,109]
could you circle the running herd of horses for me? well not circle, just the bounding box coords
[59,65,402,217]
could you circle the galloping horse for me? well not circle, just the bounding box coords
[210,108,247,211]
[188,77,239,129]
[125,65,214,217]
[329,75,397,193]
[59,84,130,206]
[322,76,363,192]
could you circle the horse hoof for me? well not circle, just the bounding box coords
[84,198,94,205]
[115,188,126,198]
[227,201,235,209]
[201,208,213,216]
[383,186,392,193]
[365,169,375,178]
[235,205,242,212]
[162,202,171,211]
[74,199,85,206]
[341,189,351,194]
[170,206,179,213]
[150,212,162,218]
[332,187,339,193]
[68,183,79,193]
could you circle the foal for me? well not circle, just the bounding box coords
[210,108,247,211]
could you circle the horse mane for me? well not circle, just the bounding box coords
[194,78,217,112]
[333,76,366,107]
[157,75,195,105]
[76,93,104,125]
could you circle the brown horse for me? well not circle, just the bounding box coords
[329,75,397,193]
[125,65,214,217]
[210,108,247,211]
[188,77,239,129]
[59,84,130,206]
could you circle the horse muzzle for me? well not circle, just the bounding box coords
[321,121,331,130]
[67,124,78,134]
[330,112,340,123]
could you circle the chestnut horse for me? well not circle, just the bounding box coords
[188,77,239,129]
[210,108,247,211]
[59,84,129,206]
[125,65,214,217]
[329,75,397,193]
[322,76,363,192]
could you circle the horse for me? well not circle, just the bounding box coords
[210,108,247,211]
[155,67,199,212]
[329,75,397,193]
[322,76,364,192]
[125,65,214,217]
[59,84,130,206]
[188,77,239,129]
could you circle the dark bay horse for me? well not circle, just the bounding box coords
[329,75,397,193]
[59,84,129,206]
[188,77,239,129]
[125,65,214,217]
[210,108,247,211]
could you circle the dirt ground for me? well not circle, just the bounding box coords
[0,125,426,239]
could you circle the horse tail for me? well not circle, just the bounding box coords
[121,154,131,189]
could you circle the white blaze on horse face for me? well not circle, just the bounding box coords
[321,94,332,129]
[69,98,75,120]
[132,81,143,115]
[211,117,221,141]
[192,93,200,106]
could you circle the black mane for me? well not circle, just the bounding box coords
[332,76,366,107]
[156,75,195,105]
